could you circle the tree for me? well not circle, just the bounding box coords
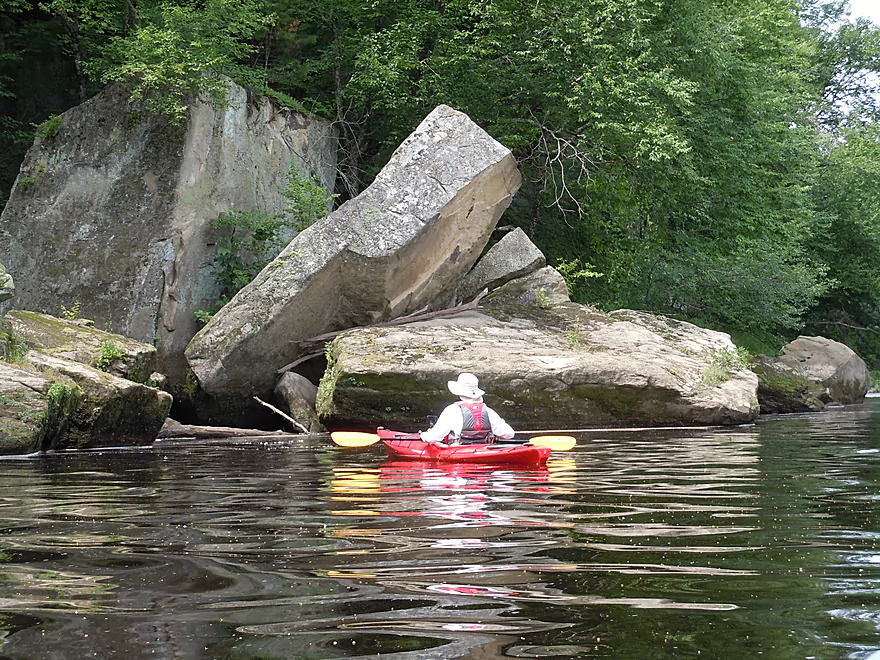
[97,0,274,123]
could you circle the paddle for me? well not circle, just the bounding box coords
[330,431,576,451]
[330,431,383,448]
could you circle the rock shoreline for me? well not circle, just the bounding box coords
[0,95,872,453]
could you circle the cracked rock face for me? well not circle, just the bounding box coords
[186,105,521,404]
[0,79,336,384]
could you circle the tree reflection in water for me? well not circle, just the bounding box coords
[1,402,880,657]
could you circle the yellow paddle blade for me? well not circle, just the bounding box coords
[529,435,577,451]
[331,431,381,448]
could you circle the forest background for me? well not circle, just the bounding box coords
[1,0,880,376]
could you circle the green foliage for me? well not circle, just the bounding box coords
[565,325,583,350]
[46,382,68,406]
[96,339,125,371]
[556,259,603,302]
[704,346,753,386]
[1,329,28,363]
[280,168,335,231]
[211,209,286,299]
[535,289,551,310]
[33,113,63,138]
[194,308,215,325]
[803,120,880,367]
[60,301,80,320]
[97,0,274,123]
[199,166,332,319]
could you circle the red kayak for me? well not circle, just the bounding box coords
[377,429,551,466]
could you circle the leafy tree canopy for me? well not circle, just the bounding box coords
[2,0,880,367]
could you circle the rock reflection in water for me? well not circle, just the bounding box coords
[1,405,880,657]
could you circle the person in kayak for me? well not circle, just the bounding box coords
[420,373,516,445]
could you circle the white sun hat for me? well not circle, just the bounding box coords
[447,373,485,400]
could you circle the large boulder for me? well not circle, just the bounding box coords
[28,351,172,450]
[0,78,336,384]
[317,279,759,430]
[755,336,870,413]
[0,361,58,454]
[186,105,522,410]
[0,312,171,453]
[455,227,546,302]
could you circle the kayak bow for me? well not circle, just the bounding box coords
[377,429,552,466]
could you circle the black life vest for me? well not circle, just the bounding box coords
[457,402,492,443]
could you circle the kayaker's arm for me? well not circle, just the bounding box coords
[420,403,462,444]
[487,408,515,439]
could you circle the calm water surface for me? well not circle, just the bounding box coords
[3,399,880,659]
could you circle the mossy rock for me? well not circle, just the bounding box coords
[6,310,159,383]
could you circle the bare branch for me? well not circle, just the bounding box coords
[253,396,310,433]
[280,289,491,375]
[803,320,880,335]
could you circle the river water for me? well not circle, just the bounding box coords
[2,399,880,659]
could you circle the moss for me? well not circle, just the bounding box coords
[757,371,810,395]
[61,383,170,449]
[315,340,341,417]
[1,327,29,363]
[40,381,83,451]
[0,393,42,453]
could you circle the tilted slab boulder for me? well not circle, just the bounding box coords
[456,227,546,302]
[754,335,870,413]
[186,105,521,403]
[0,79,335,384]
[317,284,759,430]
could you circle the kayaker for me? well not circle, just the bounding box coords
[420,373,515,445]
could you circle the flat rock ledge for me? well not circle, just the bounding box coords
[317,295,759,431]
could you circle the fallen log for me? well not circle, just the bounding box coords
[156,420,294,440]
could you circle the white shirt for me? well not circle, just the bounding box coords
[420,398,515,444]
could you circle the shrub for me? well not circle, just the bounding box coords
[96,340,126,371]
[33,114,64,139]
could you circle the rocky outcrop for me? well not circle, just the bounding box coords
[0,78,336,384]
[317,277,759,430]
[0,362,57,454]
[0,262,12,303]
[6,310,158,383]
[186,105,522,411]
[755,336,871,413]
[28,351,172,450]
[455,227,546,302]
[0,313,171,453]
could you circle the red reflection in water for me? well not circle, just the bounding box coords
[378,460,551,494]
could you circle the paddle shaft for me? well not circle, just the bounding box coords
[331,431,575,451]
